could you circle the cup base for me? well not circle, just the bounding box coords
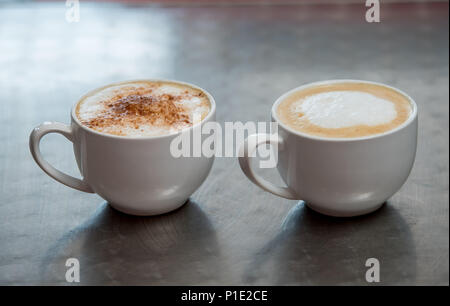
[108,199,188,216]
[305,202,385,217]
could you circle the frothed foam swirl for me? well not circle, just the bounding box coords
[293,91,397,129]
[76,81,211,137]
[276,82,412,138]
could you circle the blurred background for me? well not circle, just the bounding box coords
[0,0,448,285]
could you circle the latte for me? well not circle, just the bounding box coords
[76,80,211,137]
[276,82,412,138]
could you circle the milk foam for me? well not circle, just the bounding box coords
[292,91,397,129]
[76,81,210,137]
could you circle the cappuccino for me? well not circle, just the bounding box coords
[276,82,412,138]
[76,80,211,137]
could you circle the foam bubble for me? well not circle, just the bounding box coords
[76,81,210,137]
[78,83,146,121]
[292,91,397,129]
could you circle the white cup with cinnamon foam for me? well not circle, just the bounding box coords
[30,79,215,216]
[239,80,418,217]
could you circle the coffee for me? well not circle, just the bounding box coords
[76,80,211,137]
[276,82,412,138]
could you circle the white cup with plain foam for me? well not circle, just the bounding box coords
[29,79,216,216]
[239,80,418,217]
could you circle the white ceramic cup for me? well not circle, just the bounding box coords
[29,80,216,216]
[239,80,418,217]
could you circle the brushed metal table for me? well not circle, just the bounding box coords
[0,1,448,285]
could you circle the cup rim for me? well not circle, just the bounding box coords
[271,79,418,142]
[70,79,216,140]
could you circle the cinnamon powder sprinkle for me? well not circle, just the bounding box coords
[82,93,192,132]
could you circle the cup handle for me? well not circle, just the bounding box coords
[29,122,94,193]
[238,133,298,200]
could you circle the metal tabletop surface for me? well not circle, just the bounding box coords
[0,1,448,285]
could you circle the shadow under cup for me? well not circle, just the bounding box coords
[240,80,418,217]
[30,79,216,216]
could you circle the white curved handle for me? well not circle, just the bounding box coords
[29,122,94,193]
[239,133,298,199]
